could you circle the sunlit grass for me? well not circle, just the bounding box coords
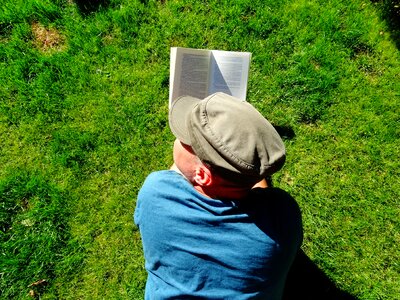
[1,0,399,299]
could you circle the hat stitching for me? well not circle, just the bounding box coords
[203,96,280,172]
[201,101,260,172]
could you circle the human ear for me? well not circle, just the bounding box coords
[193,165,213,186]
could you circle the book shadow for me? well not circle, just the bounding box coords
[371,0,400,49]
[283,249,358,300]
[74,0,110,16]
[273,125,295,140]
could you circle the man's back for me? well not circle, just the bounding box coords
[134,170,302,299]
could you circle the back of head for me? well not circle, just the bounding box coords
[169,92,286,183]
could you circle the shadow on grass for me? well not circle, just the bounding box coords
[283,250,358,300]
[74,0,110,16]
[274,125,296,140]
[372,0,400,49]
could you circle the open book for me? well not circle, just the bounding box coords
[169,47,251,107]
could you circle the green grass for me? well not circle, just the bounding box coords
[0,0,399,299]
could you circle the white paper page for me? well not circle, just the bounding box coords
[169,47,178,104]
[169,48,211,107]
[209,51,251,101]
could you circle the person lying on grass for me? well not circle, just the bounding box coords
[134,92,303,299]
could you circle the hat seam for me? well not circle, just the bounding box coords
[203,95,279,173]
[202,101,260,172]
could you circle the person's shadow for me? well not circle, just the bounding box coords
[283,250,358,300]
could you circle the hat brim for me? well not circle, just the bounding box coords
[169,95,200,145]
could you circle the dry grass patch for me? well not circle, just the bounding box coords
[31,22,66,53]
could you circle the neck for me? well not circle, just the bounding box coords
[193,185,212,198]
[170,165,212,198]
[170,163,252,200]
[170,164,190,181]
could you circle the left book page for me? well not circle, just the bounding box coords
[169,47,211,105]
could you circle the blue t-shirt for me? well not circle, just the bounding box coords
[134,170,302,299]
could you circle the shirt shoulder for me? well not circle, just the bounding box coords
[241,187,303,248]
[134,170,194,226]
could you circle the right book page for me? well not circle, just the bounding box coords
[209,50,251,101]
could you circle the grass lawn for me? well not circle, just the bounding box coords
[1,0,399,299]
